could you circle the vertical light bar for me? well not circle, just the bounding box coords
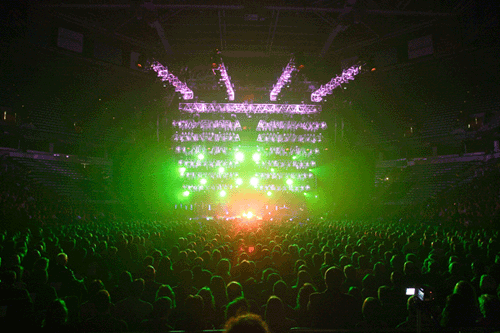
[218,62,235,101]
[311,64,362,102]
[270,58,297,101]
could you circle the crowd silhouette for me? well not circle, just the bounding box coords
[1,155,500,332]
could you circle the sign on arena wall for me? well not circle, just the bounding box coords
[57,27,83,53]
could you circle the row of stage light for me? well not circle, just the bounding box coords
[172,132,323,143]
[181,185,314,194]
[149,56,362,102]
[172,120,327,131]
[179,188,318,199]
[179,172,313,186]
[174,146,324,156]
[175,162,317,198]
[177,150,318,166]
[177,161,316,170]
[179,172,315,180]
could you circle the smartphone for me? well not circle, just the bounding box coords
[417,288,425,301]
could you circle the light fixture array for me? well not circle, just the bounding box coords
[179,103,321,114]
[256,133,323,143]
[174,146,323,156]
[173,132,241,142]
[174,133,322,143]
[178,160,238,168]
[270,58,297,101]
[256,120,327,132]
[216,62,235,101]
[178,160,316,170]
[182,184,312,192]
[311,64,362,102]
[150,61,194,100]
[180,171,314,180]
[173,120,242,131]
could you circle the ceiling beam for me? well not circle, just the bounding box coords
[37,3,245,10]
[44,10,156,51]
[218,10,225,50]
[149,20,174,55]
[159,9,183,24]
[364,9,456,17]
[266,6,455,16]
[330,20,435,56]
[320,24,349,58]
[319,0,356,58]
[267,10,280,53]
[37,3,455,16]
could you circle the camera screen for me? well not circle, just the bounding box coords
[406,288,415,296]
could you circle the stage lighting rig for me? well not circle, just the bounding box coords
[310,64,362,103]
[211,49,235,101]
[150,61,194,100]
[178,103,321,114]
[270,57,298,102]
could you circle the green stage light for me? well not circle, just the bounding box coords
[252,152,261,163]
[200,178,207,185]
[304,192,308,196]
[235,178,243,186]
[267,191,272,196]
[271,168,275,172]
[219,190,226,197]
[179,167,186,174]
[235,152,244,162]
[197,153,205,160]
[286,179,293,186]
[250,177,259,187]
[218,166,225,173]
[182,190,190,197]
[292,156,297,160]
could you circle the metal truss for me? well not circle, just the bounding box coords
[150,61,194,100]
[256,120,327,131]
[178,103,321,114]
[311,64,361,102]
[173,120,242,131]
[270,58,297,101]
[217,62,235,101]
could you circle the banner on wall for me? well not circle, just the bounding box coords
[57,27,83,53]
[408,35,433,59]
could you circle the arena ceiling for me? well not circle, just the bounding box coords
[3,0,496,148]
[34,0,466,58]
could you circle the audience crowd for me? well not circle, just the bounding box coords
[1,154,500,332]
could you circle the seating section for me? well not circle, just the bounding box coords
[27,98,72,134]
[376,160,481,205]
[419,100,462,138]
[10,155,114,202]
